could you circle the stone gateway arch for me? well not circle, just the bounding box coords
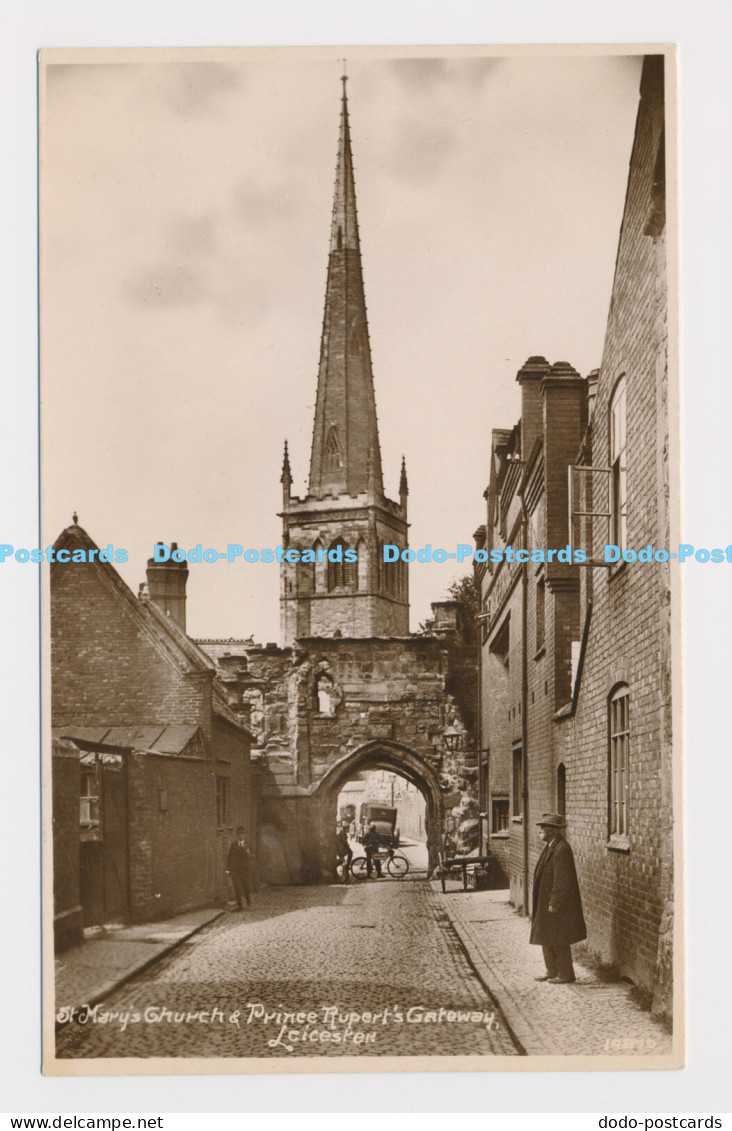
[312,739,445,875]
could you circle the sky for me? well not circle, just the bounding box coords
[41,48,643,641]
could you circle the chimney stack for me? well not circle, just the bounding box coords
[586,368,600,423]
[516,356,550,464]
[146,542,189,633]
[541,362,587,579]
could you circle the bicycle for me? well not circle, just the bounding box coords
[350,847,410,879]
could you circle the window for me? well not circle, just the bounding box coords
[315,673,335,716]
[80,769,100,828]
[297,554,313,596]
[313,539,325,592]
[610,378,627,551]
[536,577,545,651]
[609,685,630,838]
[556,763,566,817]
[356,539,367,591]
[512,747,523,818]
[215,776,231,828]
[492,797,509,833]
[379,542,400,597]
[327,538,354,590]
[324,426,343,472]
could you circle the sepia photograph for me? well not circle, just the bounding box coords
[39,44,681,1073]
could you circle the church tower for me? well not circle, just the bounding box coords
[280,77,409,644]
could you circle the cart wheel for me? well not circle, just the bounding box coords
[387,853,409,878]
[350,856,369,881]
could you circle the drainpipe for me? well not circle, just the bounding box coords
[477,617,485,856]
[520,494,530,916]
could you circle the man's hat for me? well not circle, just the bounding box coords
[236,826,246,834]
[536,812,566,828]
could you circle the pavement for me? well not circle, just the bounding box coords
[434,884,673,1058]
[54,909,222,1023]
[53,873,673,1062]
[54,880,517,1059]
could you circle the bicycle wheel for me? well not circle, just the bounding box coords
[387,853,409,877]
[350,856,369,880]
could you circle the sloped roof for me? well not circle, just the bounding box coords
[52,723,201,755]
[52,524,251,737]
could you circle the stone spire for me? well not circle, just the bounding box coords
[308,76,384,500]
[399,455,409,498]
[280,439,292,505]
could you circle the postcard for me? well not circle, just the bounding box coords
[39,44,682,1074]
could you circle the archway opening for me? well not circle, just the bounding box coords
[313,740,444,881]
[337,768,428,872]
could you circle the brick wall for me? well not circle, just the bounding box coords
[52,558,213,738]
[52,740,83,950]
[556,57,672,1015]
[52,539,254,925]
[477,57,672,1016]
[127,751,220,921]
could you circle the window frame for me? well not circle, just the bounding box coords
[327,538,355,591]
[511,746,523,820]
[491,796,510,834]
[609,377,628,552]
[535,576,546,654]
[608,684,630,848]
[215,775,231,829]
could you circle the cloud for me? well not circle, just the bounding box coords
[233,177,298,229]
[151,62,242,117]
[126,207,274,325]
[385,115,457,182]
[388,57,500,91]
[169,212,218,255]
[129,263,209,307]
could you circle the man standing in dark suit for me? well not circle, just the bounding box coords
[226,826,253,910]
[363,823,382,878]
[530,812,586,983]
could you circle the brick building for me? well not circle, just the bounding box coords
[51,522,254,942]
[475,57,673,1019]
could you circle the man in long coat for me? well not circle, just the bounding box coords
[530,812,586,983]
[226,826,253,910]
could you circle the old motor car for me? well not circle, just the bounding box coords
[357,801,400,848]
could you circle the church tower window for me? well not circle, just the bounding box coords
[327,538,355,591]
[324,426,343,472]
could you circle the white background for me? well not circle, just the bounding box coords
[2,0,731,1116]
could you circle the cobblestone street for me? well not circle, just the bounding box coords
[56,879,518,1060]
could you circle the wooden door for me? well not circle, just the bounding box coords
[101,759,130,923]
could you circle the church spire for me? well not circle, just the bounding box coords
[308,76,384,499]
[280,439,292,505]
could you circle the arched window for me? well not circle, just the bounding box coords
[325,426,343,472]
[608,684,630,838]
[297,554,313,596]
[315,673,335,716]
[609,378,627,551]
[383,555,399,596]
[285,542,300,597]
[356,539,367,591]
[327,538,354,591]
[313,539,325,592]
[557,763,566,817]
